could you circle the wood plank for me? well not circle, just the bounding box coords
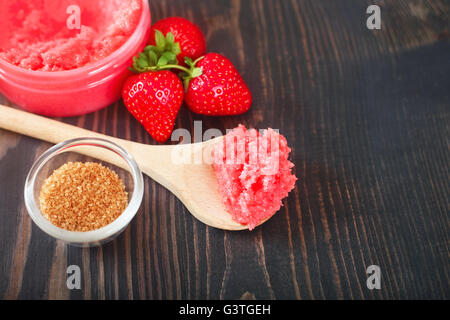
[0,0,448,299]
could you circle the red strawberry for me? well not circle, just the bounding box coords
[182,53,252,115]
[148,17,206,66]
[122,71,184,142]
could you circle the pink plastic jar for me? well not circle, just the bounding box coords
[0,0,151,117]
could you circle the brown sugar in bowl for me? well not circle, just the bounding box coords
[39,162,129,232]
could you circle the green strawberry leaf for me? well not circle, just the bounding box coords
[173,42,181,56]
[184,57,194,67]
[157,55,168,66]
[143,45,152,53]
[128,66,138,73]
[154,30,166,53]
[148,50,158,66]
[162,52,177,64]
[191,67,203,78]
[137,52,149,68]
[166,32,175,44]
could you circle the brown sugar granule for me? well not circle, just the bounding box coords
[39,162,128,232]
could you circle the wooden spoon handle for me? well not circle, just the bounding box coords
[0,104,128,146]
[0,104,177,183]
[0,104,145,172]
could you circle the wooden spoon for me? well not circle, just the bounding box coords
[0,104,250,230]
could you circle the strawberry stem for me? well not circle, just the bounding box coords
[149,56,205,91]
[154,64,191,73]
[180,56,205,91]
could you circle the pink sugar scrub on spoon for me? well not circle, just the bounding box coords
[212,125,297,230]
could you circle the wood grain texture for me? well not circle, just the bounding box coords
[0,0,449,299]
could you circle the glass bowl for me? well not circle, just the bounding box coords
[24,137,144,247]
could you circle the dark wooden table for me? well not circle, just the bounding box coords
[0,0,448,300]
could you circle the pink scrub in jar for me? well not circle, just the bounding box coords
[0,0,151,116]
